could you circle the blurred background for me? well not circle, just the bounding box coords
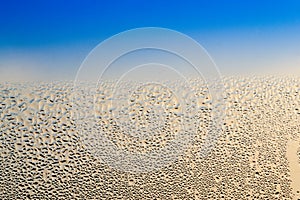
[0,0,300,81]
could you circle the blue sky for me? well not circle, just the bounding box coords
[1,0,300,80]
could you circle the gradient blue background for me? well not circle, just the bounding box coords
[1,0,300,80]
